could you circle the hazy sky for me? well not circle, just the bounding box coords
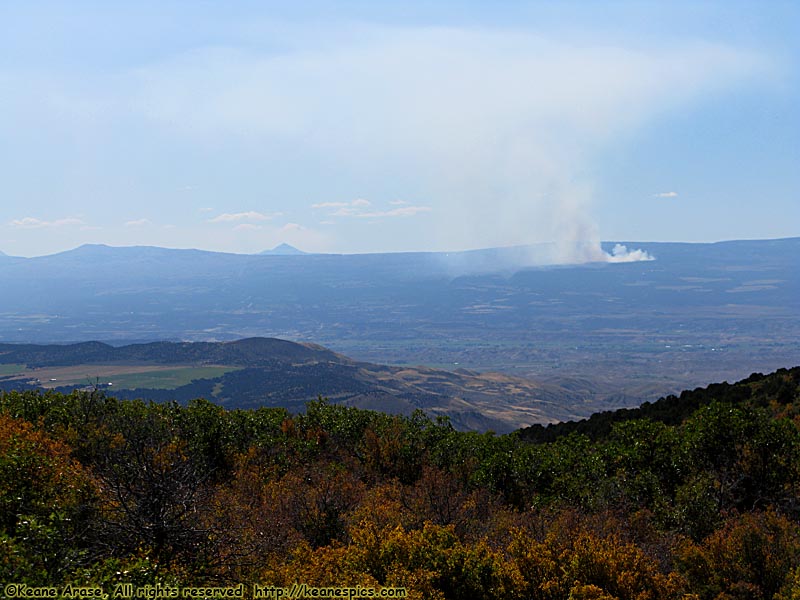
[1,1,798,256]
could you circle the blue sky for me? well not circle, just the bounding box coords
[1,1,797,257]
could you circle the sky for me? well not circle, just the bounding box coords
[1,1,798,257]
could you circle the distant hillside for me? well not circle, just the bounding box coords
[0,337,345,368]
[0,338,594,432]
[520,366,800,443]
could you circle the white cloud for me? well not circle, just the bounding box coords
[11,217,85,229]
[654,191,679,198]
[124,218,152,227]
[320,198,430,219]
[208,211,280,223]
[311,201,350,209]
[312,199,372,209]
[355,206,432,219]
[281,222,304,232]
[330,207,361,217]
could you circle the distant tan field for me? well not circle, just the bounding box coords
[6,364,239,390]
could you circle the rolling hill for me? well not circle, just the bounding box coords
[0,337,599,432]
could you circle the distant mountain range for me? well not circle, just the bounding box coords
[0,337,597,432]
[0,238,797,408]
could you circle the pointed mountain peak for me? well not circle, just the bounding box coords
[260,243,308,255]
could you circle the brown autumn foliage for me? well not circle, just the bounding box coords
[0,366,799,596]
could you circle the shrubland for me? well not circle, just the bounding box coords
[1,366,799,598]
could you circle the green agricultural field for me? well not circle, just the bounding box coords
[105,366,241,390]
[0,363,26,377]
[10,364,242,390]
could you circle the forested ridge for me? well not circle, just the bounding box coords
[2,366,800,598]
